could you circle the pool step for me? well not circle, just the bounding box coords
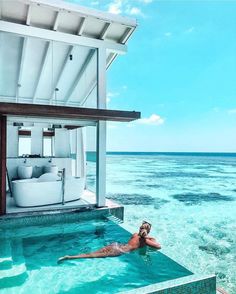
[107,214,123,224]
[0,240,13,270]
[0,263,28,289]
[0,257,13,270]
[0,263,27,279]
[0,239,28,289]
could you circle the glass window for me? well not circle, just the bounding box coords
[43,137,53,157]
[18,137,31,156]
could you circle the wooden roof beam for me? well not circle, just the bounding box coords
[0,102,141,122]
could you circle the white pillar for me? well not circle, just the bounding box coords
[54,129,70,157]
[96,47,107,207]
[75,128,84,178]
[7,126,18,157]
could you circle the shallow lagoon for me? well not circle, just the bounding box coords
[88,153,236,293]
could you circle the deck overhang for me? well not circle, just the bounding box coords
[0,102,140,122]
[0,20,127,55]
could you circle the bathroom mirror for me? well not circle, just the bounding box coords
[18,127,31,156]
[43,128,55,157]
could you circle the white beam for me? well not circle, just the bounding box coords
[120,27,134,44]
[18,0,137,28]
[0,20,127,54]
[7,116,96,127]
[16,37,28,102]
[64,50,96,104]
[77,17,86,36]
[100,22,111,40]
[79,54,115,106]
[32,41,51,103]
[53,11,60,31]
[96,47,107,207]
[26,5,32,26]
[80,78,96,106]
[106,52,117,69]
[49,45,73,104]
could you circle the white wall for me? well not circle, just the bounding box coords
[54,129,70,157]
[7,126,18,157]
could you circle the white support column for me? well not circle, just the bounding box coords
[7,126,18,157]
[96,47,107,207]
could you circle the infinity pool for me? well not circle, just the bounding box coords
[0,217,192,293]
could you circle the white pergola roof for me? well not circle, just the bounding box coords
[0,0,137,106]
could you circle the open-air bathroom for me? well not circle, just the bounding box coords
[6,121,95,212]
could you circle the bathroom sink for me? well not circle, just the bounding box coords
[44,165,58,174]
[18,165,33,179]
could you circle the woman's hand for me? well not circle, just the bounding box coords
[57,255,69,263]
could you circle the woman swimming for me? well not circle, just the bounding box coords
[58,221,161,263]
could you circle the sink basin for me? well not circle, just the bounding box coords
[18,165,33,179]
[44,165,58,174]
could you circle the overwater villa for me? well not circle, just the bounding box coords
[0,0,218,293]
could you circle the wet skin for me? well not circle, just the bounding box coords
[58,233,161,263]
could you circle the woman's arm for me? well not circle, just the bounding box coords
[145,238,161,249]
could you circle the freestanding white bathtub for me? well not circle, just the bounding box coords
[12,175,85,207]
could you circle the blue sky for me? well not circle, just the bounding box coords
[67,0,236,152]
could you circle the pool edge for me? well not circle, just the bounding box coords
[118,274,216,294]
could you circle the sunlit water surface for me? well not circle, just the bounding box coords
[0,219,191,293]
[87,153,236,293]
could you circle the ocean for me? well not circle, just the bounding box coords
[87,152,236,293]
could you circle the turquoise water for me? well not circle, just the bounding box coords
[87,153,236,293]
[0,218,191,293]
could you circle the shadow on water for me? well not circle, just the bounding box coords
[171,192,235,205]
[198,244,230,257]
[106,193,169,208]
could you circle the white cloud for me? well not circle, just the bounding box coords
[107,0,152,17]
[138,114,164,126]
[212,107,220,113]
[164,32,172,37]
[140,0,153,3]
[108,91,119,98]
[107,91,120,104]
[129,7,143,16]
[108,0,122,14]
[228,108,236,114]
[185,27,195,34]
